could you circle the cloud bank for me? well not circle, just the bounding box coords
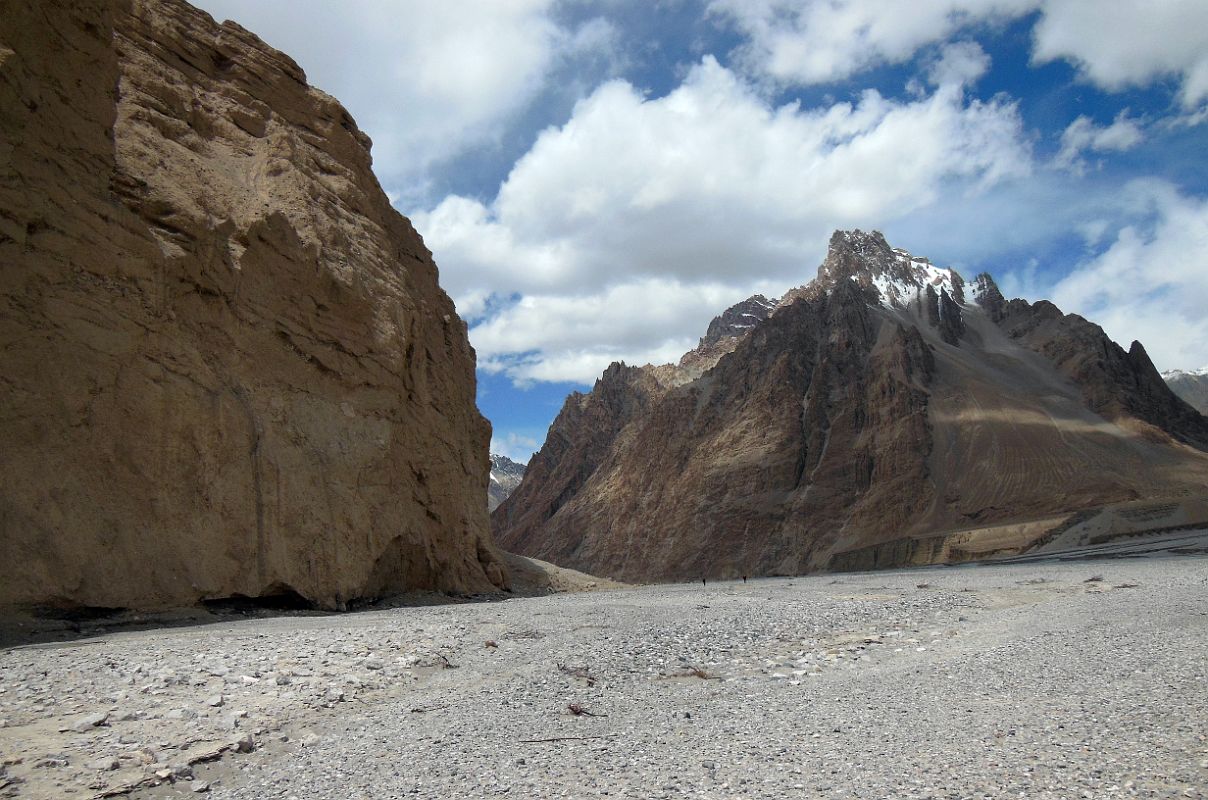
[415,57,1033,383]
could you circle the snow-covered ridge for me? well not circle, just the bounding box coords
[861,249,964,310]
[817,230,967,312]
[488,453,526,511]
[967,274,995,304]
[1162,366,1208,380]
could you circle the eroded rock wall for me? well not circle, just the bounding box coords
[0,0,504,610]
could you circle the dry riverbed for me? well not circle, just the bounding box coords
[2,556,1206,799]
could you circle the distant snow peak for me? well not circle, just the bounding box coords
[1162,366,1208,380]
[488,453,526,512]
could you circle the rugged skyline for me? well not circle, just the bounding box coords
[494,230,1208,582]
[191,1,1208,460]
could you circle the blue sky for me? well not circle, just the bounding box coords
[194,0,1208,463]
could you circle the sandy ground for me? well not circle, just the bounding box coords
[1,552,1206,799]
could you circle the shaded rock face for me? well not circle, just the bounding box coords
[1163,369,1208,415]
[487,454,526,512]
[701,295,778,347]
[493,363,666,557]
[494,229,1208,582]
[656,295,781,385]
[0,0,504,610]
[996,302,1208,451]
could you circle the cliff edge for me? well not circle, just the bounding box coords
[0,0,506,610]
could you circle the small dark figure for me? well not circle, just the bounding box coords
[742,575,747,584]
[702,577,706,587]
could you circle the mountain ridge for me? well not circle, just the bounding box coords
[493,229,1208,582]
[488,453,526,512]
[1164,368,1208,415]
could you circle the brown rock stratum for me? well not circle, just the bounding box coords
[0,0,507,610]
[494,230,1208,582]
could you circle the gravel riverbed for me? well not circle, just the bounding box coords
[2,556,1206,799]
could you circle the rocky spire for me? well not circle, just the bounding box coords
[970,272,1007,322]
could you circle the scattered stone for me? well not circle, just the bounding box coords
[70,712,108,733]
[86,756,119,772]
[33,757,69,769]
[0,559,1203,800]
[190,779,210,793]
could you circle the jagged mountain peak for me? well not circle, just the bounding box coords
[969,272,1007,321]
[488,453,526,512]
[699,294,780,348]
[816,229,966,311]
[490,453,526,472]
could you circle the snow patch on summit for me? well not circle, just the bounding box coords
[862,250,962,310]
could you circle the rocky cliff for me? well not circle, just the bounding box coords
[0,0,506,611]
[494,230,1208,582]
[1164,368,1208,415]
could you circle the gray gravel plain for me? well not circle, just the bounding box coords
[3,555,1207,800]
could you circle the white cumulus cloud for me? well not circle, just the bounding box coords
[191,0,612,193]
[927,41,992,88]
[708,0,1033,86]
[1049,180,1208,371]
[414,57,1033,385]
[710,0,1208,110]
[1032,0,1208,109]
[1054,111,1145,174]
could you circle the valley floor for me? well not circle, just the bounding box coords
[3,553,1207,799]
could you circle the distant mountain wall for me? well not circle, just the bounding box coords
[494,230,1208,582]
